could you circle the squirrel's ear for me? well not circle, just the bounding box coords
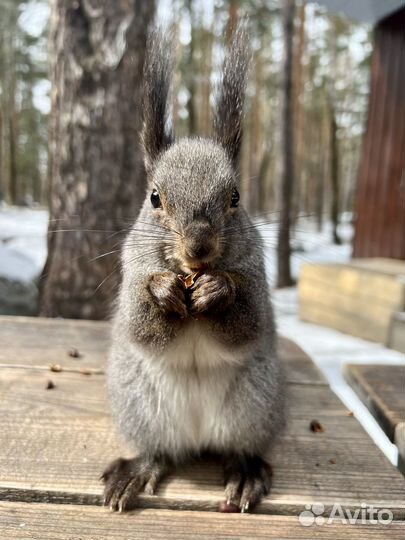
[142,29,174,172]
[213,23,250,166]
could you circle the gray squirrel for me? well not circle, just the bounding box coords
[102,24,286,514]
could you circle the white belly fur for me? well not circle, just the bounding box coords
[136,321,248,454]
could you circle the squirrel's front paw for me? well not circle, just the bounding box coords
[190,271,236,315]
[148,271,187,318]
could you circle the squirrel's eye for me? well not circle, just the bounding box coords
[231,188,240,208]
[151,189,161,209]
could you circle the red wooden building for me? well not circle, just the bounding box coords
[316,0,405,260]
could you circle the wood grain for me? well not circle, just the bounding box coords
[343,364,405,441]
[353,7,405,260]
[300,263,405,309]
[299,302,388,343]
[0,316,109,370]
[1,502,405,540]
[1,317,405,525]
[0,316,327,384]
[299,261,405,344]
[395,423,405,474]
[1,368,404,517]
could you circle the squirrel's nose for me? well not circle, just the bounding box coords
[183,221,217,261]
[186,242,211,260]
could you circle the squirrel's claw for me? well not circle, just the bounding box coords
[221,455,272,514]
[190,271,236,315]
[101,455,168,513]
[148,271,188,318]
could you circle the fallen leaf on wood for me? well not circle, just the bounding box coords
[310,420,325,433]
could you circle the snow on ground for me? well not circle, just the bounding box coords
[0,205,48,282]
[0,206,404,463]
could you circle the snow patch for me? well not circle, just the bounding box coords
[0,205,48,283]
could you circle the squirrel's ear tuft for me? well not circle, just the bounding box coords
[142,29,174,172]
[213,23,250,166]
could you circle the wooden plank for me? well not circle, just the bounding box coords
[388,312,405,354]
[0,316,327,385]
[299,281,396,325]
[343,364,405,441]
[1,502,404,540]
[299,302,388,344]
[0,316,109,372]
[395,423,405,475]
[0,368,404,517]
[350,258,405,277]
[299,282,394,340]
[278,337,327,384]
[299,260,405,343]
[300,263,405,309]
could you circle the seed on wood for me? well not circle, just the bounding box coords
[79,367,92,376]
[45,380,56,390]
[329,458,337,465]
[68,347,81,358]
[178,271,202,289]
[347,411,354,417]
[50,364,62,372]
[310,420,325,433]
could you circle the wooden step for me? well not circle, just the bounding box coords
[1,502,404,540]
[343,364,405,442]
[388,312,405,354]
[299,259,405,345]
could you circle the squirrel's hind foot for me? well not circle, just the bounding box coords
[101,454,169,512]
[221,454,273,513]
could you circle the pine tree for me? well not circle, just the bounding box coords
[39,0,155,319]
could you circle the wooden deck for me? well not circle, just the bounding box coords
[1,316,405,538]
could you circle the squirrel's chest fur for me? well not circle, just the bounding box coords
[129,321,246,455]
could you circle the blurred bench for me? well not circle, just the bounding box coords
[299,258,405,351]
[344,363,405,474]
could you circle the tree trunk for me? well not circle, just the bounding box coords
[0,109,3,201]
[277,0,296,288]
[185,0,197,135]
[226,0,239,43]
[257,149,271,214]
[327,97,341,245]
[8,108,17,205]
[199,29,213,137]
[40,0,155,319]
[249,52,263,215]
[316,109,328,232]
[292,2,306,224]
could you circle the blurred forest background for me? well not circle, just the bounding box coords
[0,0,371,216]
[0,0,372,318]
